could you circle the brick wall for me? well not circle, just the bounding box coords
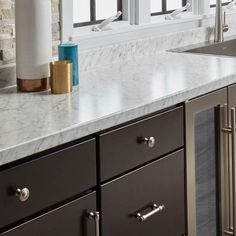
[0,0,61,65]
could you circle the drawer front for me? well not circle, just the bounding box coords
[101,150,185,236]
[1,192,97,236]
[99,106,184,181]
[0,139,96,229]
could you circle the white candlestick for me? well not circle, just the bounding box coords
[15,0,52,91]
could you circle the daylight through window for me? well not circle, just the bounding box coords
[151,0,187,15]
[73,0,122,27]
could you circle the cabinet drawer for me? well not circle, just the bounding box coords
[1,191,96,236]
[99,106,184,181]
[0,139,96,229]
[101,149,185,236]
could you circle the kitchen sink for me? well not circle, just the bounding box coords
[184,38,236,57]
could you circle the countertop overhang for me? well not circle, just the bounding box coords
[1,51,236,166]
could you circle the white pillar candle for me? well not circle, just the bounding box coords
[15,0,52,91]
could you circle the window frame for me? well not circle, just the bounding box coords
[60,0,236,48]
[151,0,187,16]
[73,0,123,28]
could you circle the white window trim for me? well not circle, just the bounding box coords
[60,0,236,50]
[60,0,73,43]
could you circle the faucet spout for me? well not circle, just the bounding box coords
[214,0,224,42]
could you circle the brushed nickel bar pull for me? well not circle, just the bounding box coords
[88,212,100,236]
[221,105,233,235]
[221,105,235,235]
[231,108,236,236]
[224,230,234,235]
[136,204,165,222]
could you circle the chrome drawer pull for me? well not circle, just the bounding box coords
[141,137,156,148]
[88,212,100,236]
[16,188,30,202]
[136,204,165,222]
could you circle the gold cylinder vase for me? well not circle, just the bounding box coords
[50,61,72,94]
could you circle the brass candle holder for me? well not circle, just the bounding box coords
[50,61,72,94]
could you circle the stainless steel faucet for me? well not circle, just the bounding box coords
[214,0,229,42]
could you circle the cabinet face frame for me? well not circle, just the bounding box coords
[228,84,236,108]
[185,88,228,236]
[227,84,236,236]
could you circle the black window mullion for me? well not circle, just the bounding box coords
[162,0,167,12]
[117,0,122,20]
[90,0,96,22]
[117,0,122,12]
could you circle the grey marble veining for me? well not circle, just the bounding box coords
[78,27,215,71]
[2,15,236,89]
[1,52,236,165]
[0,27,222,89]
[78,19,236,72]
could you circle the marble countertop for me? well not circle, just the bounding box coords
[1,51,236,166]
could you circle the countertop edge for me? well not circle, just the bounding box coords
[0,73,235,167]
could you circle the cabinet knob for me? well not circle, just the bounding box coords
[142,137,156,148]
[16,188,30,202]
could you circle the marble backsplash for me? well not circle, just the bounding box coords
[1,22,236,89]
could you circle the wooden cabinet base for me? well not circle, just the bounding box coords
[1,192,96,236]
[101,149,186,236]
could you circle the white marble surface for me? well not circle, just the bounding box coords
[79,27,214,71]
[0,27,219,88]
[1,51,236,166]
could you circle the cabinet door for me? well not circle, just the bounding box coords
[185,88,228,236]
[1,192,97,236]
[227,84,236,236]
[0,138,96,229]
[101,150,185,236]
[99,106,184,182]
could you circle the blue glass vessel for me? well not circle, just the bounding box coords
[58,43,79,86]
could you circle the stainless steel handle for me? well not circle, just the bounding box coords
[141,137,156,148]
[136,204,164,222]
[230,108,236,236]
[88,212,100,236]
[15,188,30,202]
[222,107,236,235]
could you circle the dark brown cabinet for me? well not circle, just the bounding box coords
[99,106,184,181]
[0,105,186,236]
[0,139,96,229]
[1,192,97,236]
[100,149,185,236]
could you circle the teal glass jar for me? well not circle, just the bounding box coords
[58,43,79,86]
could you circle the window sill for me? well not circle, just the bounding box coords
[73,9,236,51]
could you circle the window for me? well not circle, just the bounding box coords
[151,0,187,15]
[73,0,122,27]
[210,0,230,7]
